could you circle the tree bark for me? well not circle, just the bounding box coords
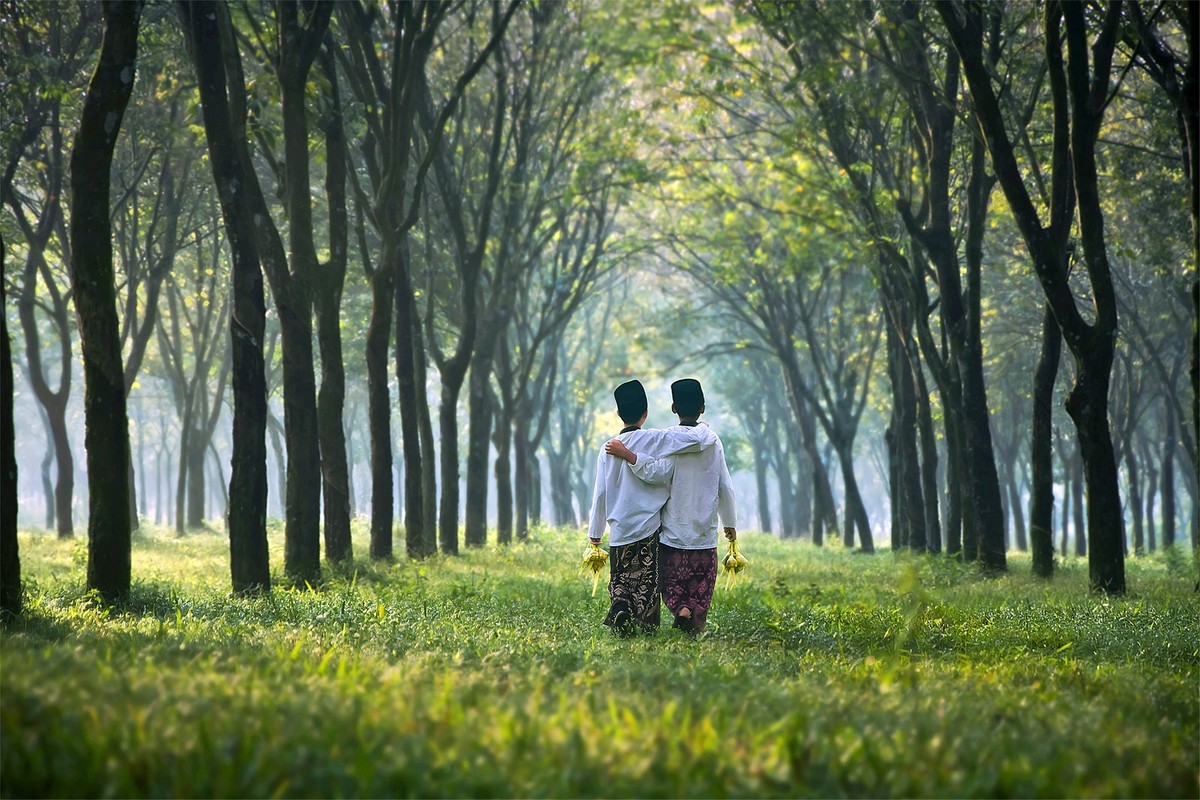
[1030,307,1061,577]
[178,0,271,595]
[365,266,394,560]
[70,0,143,604]
[494,407,513,546]
[2,250,20,618]
[941,0,1125,592]
[394,240,429,558]
[315,42,352,564]
[464,358,494,548]
[1162,410,1177,548]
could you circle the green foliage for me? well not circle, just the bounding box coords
[3,526,1196,798]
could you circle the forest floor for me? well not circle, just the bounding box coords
[2,523,1197,798]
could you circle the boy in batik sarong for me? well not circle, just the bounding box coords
[605,378,737,634]
[587,379,717,635]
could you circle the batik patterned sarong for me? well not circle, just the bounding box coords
[602,531,661,633]
[659,544,718,632]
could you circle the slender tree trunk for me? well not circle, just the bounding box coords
[2,264,20,617]
[1162,411,1177,549]
[174,413,190,533]
[835,441,874,553]
[887,424,903,550]
[36,405,54,529]
[365,267,394,560]
[547,447,575,527]
[464,362,493,547]
[1060,445,1071,558]
[913,357,941,553]
[754,449,772,535]
[495,416,513,545]
[1128,444,1144,556]
[178,0,271,594]
[70,0,143,604]
[514,422,530,540]
[186,430,205,528]
[892,323,927,552]
[393,240,428,559]
[1008,475,1027,552]
[437,383,462,555]
[1071,443,1086,558]
[528,452,542,530]
[1030,307,1060,577]
[314,49,352,563]
[267,412,286,517]
[414,320,438,560]
[1144,450,1158,553]
[49,411,74,539]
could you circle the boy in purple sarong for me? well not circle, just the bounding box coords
[605,378,737,634]
[587,379,718,635]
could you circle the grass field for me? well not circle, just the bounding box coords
[2,523,1197,798]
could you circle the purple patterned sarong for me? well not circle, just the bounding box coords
[603,532,661,633]
[659,544,718,632]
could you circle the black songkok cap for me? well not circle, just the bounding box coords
[614,379,648,423]
[671,378,704,417]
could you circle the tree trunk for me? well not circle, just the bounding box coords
[1060,444,1071,558]
[1071,442,1086,558]
[889,318,927,552]
[365,267,394,560]
[49,410,74,539]
[944,409,964,558]
[178,0,270,594]
[16,227,75,540]
[835,442,874,553]
[174,413,190,533]
[2,263,20,617]
[276,283,322,584]
[547,448,575,527]
[1162,411,1177,549]
[41,439,54,530]
[754,448,772,535]
[1007,475,1027,552]
[494,415,513,546]
[913,355,941,553]
[1030,306,1060,577]
[514,421,530,540]
[70,0,142,604]
[315,44,352,565]
[186,429,205,528]
[437,382,462,555]
[464,362,493,547]
[1127,443,1144,556]
[393,240,428,559]
[1143,446,1158,553]
[528,452,542,529]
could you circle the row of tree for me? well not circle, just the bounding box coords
[620,0,1196,594]
[2,0,637,606]
[2,0,1196,614]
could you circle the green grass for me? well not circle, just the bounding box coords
[2,523,1197,798]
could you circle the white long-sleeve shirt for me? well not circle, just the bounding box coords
[587,425,718,547]
[631,424,737,550]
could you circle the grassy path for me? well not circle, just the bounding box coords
[2,525,1197,797]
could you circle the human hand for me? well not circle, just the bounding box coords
[604,439,636,464]
[723,527,737,541]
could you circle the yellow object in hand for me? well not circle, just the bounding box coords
[580,543,609,597]
[722,539,748,590]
